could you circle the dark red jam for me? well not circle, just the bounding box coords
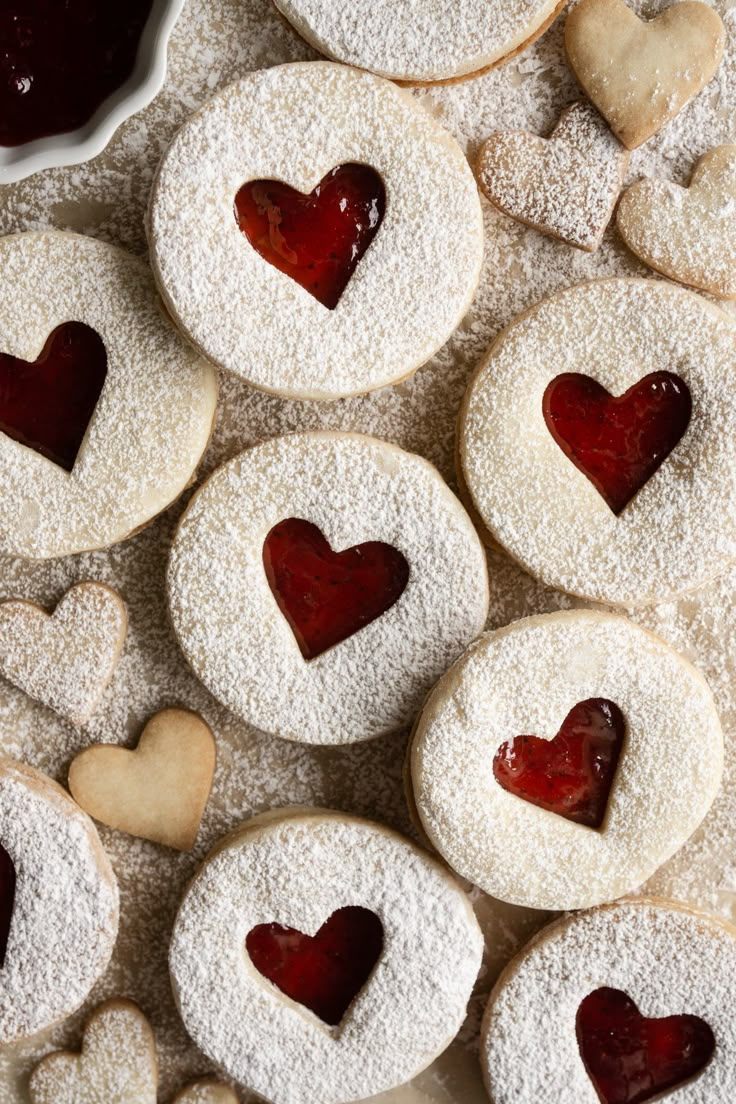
[493,698,625,829]
[542,372,692,515]
[246,906,384,1026]
[235,163,386,309]
[0,321,107,472]
[577,987,715,1104]
[0,843,15,968]
[263,518,409,661]
[0,1,154,147]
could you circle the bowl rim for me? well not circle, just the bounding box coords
[0,0,187,186]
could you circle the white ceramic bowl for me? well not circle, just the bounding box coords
[0,0,186,186]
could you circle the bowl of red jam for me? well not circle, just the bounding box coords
[0,0,185,184]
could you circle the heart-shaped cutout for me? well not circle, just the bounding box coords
[493,698,625,828]
[0,321,107,472]
[565,0,725,149]
[542,372,692,515]
[173,1081,239,1104]
[577,987,715,1103]
[246,906,384,1026]
[68,708,216,851]
[0,842,15,969]
[235,163,386,309]
[263,517,410,660]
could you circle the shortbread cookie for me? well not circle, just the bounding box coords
[168,432,489,744]
[0,757,119,1044]
[271,0,564,83]
[29,999,157,1104]
[410,610,723,911]
[482,898,736,1103]
[173,1081,238,1104]
[148,62,483,400]
[169,807,483,1104]
[477,102,629,251]
[565,0,725,149]
[617,144,736,299]
[69,708,216,851]
[458,277,736,606]
[0,231,217,559]
[0,582,127,726]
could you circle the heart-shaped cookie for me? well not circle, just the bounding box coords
[617,144,736,299]
[0,581,127,726]
[565,0,725,149]
[577,986,716,1103]
[29,999,157,1104]
[68,708,216,851]
[173,1081,239,1104]
[477,102,629,251]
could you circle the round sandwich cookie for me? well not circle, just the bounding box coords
[410,610,723,911]
[167,431,489,745]
[0,231,218,560]
[148,61,483,400]
[169,807,483,1104]
[482,898,736,1103]
[0,756,119,1044]
[458,277,736,606]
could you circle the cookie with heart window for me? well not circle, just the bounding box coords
[0,231,217,559]
[168,807,483,1104]
[458,277,736,606]
[409,610,723,911]
[147,61,483,400]
[482,898,736,1104]
[167,431,489,744]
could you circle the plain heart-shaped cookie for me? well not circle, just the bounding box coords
[477,102,629,251]
[617,144,736,298]
[29,999,157,1104]
[565,0,725,149]
[68,708,216,851]
[173,1080,239,1104]
[0,581,127,726]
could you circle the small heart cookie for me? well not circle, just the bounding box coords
[68,709,216,851]
[29,999,157,1104]
[617,144,736,299]
[0,581,127,726]
[565,0,725,149]
[173,1080,239,1104]
[477,102,629,251]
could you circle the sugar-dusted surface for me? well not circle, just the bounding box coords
[0,0,735,1101]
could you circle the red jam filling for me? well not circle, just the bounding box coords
[235,163,386,309]
[492,698,625,829]
[542,372,692,516]
[0,2,154,147]
[577,987,715,1104]
[0,321,107,472]
[263,518,410,661]
[0,843,15,968]
[246,906,384,1026]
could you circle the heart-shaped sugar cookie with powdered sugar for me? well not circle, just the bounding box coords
[617,144,736,299]
[565,0,725,149]
[0,581,127,726]
[477,102,629,251]
[29,999,157,1104]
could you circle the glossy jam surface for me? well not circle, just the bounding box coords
[542,372,692,515]
[0,843,15,968]
[0,321,107,472]
[246,906,384,1026]
[263,518,410,661]
[493,698,625,828]
[235,163,386,309]
[0,1,154,147]
[577,987,715,1104]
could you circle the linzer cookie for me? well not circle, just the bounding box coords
[482,899,736,1103]
[458,277,736,606]
[618,144,736,299]
[169,808,483,1104]
[410,611,723,911]
[148,62,483,400]
[167,432,489,744]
